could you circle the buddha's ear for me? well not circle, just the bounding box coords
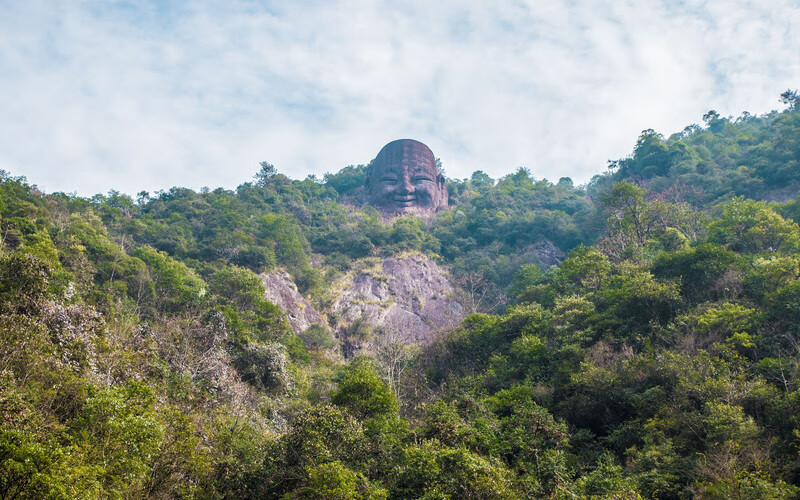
[437,173,446,188]
[364,165,373,189]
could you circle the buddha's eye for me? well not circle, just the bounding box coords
[381,177,398,183]
[412,176,433,183]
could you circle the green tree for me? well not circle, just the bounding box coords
[332,360,399,420]
[708,197,800,254]
[602,182,652,248]
[324,165,368,195]
[298,461,386,499]
[259,405,366,497]
[392,440,516,499]
[69,382,163,496]
[255,161,278,186]
[780,89,799,112]
[652,243,742,304]
[132,245,207,312]
[575,453,641,499]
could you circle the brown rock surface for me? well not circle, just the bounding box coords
[524,239,566,268]
[259,255,465,349]
[332,254,464,344]
[260,271,327,335]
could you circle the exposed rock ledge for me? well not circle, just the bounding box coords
[525,238,565,269]
[260,271,327,334]
[259,255,465,346]
[331,255,465,345]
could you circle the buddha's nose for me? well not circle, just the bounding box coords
[398,178,413,194]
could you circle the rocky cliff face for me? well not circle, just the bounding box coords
[524,238,565,269]
[260,242,562,350]
[260,271,328,334]
[259,255,464,347]
[331,255,464,345]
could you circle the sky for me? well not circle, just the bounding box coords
[1,0,799,197]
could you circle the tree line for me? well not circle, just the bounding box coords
[1,93,799,497]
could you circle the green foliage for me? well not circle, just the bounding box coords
[611,129,671,179]
[695,470,799,500]
[555,245,612,294]
[489,395,571,495]
[302,324,336,350]
[659,226,690,252]
[598,181,707,260]
[324,164,368,195]
[594,264,682,341]
[332,359,399,420]
[601,104,800,200]
[709,197,800,254]
[652,243,742,304]
[0,253,52,315]
[767,279,800,336]
[4,98,800,497]
[603,181,651,246]
[259,405,372,497]
[209,265,267,309]
[234,341,291,394]
[575,453,641,498]
[390,217,436,253]
[431,168,591,301]
[0,428,99,499]
[508,263,548,305]
[69,382,164,495]
[132,245,207,312]
[208,265,288,344]
[14,228,61,268]
[392,440,516,499]
[299,461,387,499]
[625,436,682,498]
[421,400,476,449]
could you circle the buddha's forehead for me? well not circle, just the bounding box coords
[373,139,437,176]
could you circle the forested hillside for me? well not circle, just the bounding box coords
[2,96,800,498]
[595,90,800,203]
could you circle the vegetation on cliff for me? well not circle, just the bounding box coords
[2,95,800,498]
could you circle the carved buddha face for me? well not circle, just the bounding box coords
[366,139,448,215]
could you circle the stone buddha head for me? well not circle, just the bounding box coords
[365,139,448,215]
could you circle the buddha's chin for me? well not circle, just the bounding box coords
[370,195,438,215]
[384,204,435,216]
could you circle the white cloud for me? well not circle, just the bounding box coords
[0,0,799,196]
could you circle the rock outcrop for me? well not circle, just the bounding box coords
[524,238,565,269]
[259,255,465,349]
[260,271,327,334]
[331,254,464,345]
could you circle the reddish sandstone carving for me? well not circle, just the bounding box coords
[365,139,448,215]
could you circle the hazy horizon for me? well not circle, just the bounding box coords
[1,1,798,197]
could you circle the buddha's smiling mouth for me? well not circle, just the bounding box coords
[393,196,416,204]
